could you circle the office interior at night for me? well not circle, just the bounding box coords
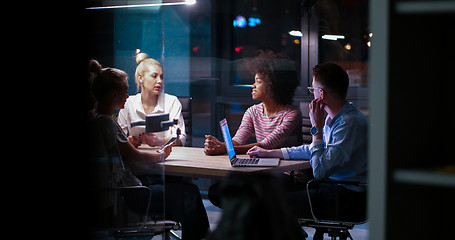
[84,0,455,239]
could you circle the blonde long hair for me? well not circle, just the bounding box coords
[134,53,162,92]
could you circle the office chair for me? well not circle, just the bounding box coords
[299,179,367,240]
[95,186,181,240]
[178,97,192,147]
[300,102,312,145]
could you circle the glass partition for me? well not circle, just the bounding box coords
[212,0,370,137]
[86,5,169,240]
[209,0,302,100]
[86,0,370,143]
[85,0,370,237]
[313,0,370,113]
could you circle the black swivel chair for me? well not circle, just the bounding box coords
[177,97,192,147]
[300,102,313,145]
[94,186,181,239]
[299,179,368,240]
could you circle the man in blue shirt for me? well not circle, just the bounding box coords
[247,63,368,221]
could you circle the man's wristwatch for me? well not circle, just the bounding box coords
[310,126,323,136]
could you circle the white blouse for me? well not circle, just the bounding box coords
[117,92,187,146]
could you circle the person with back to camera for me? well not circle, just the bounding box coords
[207,172,305,240]
[87,60,209,240]
[246,63,368,234]
[204,50,303,155]
[118,53,187,148]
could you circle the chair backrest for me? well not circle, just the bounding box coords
[178,96,192,147]
[300,102,312,145]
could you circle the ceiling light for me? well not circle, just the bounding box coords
[86,0,196,10]
[289,30,303,37]
[322,34,345,41]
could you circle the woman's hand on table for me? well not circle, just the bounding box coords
[204,135,226,155]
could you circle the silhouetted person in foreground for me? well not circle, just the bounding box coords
[207,172,305,240]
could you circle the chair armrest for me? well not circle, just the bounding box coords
[308,179,367,187]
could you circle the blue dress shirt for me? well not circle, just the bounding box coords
[281,102,368,192]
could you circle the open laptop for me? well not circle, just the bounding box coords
[219,118,280,167]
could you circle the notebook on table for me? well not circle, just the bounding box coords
[219,118,280,167]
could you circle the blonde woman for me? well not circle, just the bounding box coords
[118,53,186,147]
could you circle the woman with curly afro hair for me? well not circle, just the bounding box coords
[204,50,303,155]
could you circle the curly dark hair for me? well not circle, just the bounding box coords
[246,51,299,105]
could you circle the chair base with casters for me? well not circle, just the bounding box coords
[299,218,360,240]
[299,179,367,240]
[109,220,181,239]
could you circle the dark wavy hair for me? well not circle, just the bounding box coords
[246,51,299,105]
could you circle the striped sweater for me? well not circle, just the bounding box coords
[232,103,303,149]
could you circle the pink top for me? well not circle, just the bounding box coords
[232,103,303,149]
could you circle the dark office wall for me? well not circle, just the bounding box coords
[85,10,115,67]
[388,14,453,170]
[387,12,455,240]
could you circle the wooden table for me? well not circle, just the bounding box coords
[137,146,311,178]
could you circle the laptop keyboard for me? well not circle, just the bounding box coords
[236,158,260,165]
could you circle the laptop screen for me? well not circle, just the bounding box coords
[219,118,236,160]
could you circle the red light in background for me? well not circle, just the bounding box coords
[234,46,243,52]
[192,46,199,53]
